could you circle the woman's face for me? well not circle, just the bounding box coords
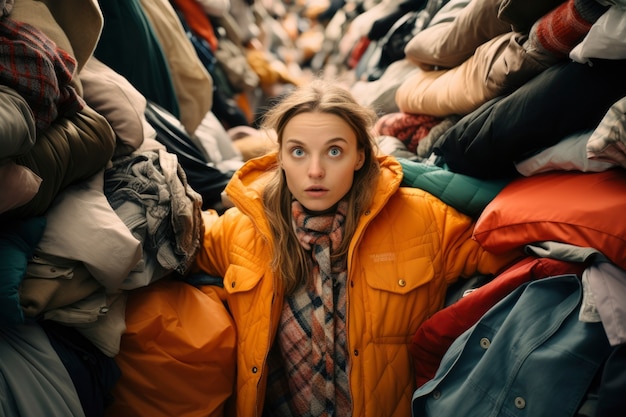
[280,111,365,212]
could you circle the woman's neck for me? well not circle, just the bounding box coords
[299,202,339,216]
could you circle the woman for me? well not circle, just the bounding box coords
[194,80,517,417]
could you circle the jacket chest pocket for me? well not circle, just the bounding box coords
[363,254,434,293]
[358,250,437,339]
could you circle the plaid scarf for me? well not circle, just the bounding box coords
[264,200,351,417]
[0,17,84,134]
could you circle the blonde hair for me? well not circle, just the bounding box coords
[260,79,381,295]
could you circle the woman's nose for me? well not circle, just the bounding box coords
[308,157,325,178]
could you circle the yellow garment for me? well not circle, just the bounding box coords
[246,49,302,87]
[194,152,517,417]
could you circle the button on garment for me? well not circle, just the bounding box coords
[479,337,490,349]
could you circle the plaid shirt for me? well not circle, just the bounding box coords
[0,17,84,135]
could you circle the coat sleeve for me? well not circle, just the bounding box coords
[193,209,230,278]
[193,207,257,279]
[427,191,521,284]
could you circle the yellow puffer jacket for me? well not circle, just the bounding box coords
[195,152,516,417]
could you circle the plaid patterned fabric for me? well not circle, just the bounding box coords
[264,200,351,417]
[0,17,84,134]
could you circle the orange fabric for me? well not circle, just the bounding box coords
[171,0,218,51]
[106,279,235,417]
[234,93,252,124]
[474,169,626,270]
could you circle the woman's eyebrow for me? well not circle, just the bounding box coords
[284,137,349,146]
[326,137,349,145]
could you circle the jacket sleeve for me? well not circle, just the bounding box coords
[428,191,520,284]
[192,208,232,278]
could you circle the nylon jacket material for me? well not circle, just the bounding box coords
[398,157,510,218]
[194,152,516,417]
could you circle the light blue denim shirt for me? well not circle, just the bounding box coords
[412,274,611,417]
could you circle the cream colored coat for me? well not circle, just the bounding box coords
[195,152,515,417]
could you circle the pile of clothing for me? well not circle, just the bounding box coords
[1,0,625,416]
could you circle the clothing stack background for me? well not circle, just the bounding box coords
[0,0,625,416]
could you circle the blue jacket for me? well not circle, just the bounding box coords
[412,274,611,417]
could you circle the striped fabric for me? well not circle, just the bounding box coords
[531,0,609,59]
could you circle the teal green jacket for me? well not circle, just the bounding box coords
[398,158,511,218]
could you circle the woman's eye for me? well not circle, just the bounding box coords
[329,147,342,157]
[291,148,305,157]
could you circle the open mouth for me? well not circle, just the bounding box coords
[306,186,327,192]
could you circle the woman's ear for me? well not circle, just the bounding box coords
[355,151,365,170]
